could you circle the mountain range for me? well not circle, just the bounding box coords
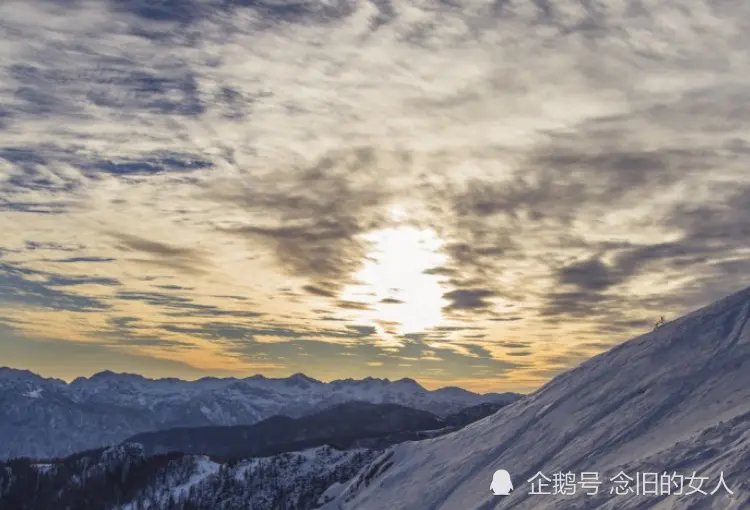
[320,286,750,510]
[3,287,750,509]
[126,400,509,459]
[0,400,508,510]
[0,368,520,459]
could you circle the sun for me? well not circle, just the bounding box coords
[340,218,449,336]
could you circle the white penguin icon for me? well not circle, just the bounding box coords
[490,469,514,496]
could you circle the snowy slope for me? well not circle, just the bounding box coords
[0,442,379,510]
[321,287,750,510]
[0,370,519,459]
[120,446,379,510]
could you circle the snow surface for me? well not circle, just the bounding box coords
[166,457,220,502]
[120,456,220,510]
[119,445,377,510]
[322,287,750,510]
[22,388,43,399]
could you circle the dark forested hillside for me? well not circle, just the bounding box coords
[127,401,447,458]
[0,444,378,510]
[0,399,513,510]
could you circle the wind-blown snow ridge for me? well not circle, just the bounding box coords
[322,287,750,510]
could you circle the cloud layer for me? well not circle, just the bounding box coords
[1,0,749,391]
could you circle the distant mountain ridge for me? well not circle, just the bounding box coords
[0,398,511,510]
[125,400,511,459]
[0,368,521,459]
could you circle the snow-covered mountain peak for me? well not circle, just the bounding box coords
[0,367,50,383]
[284,372,323,387]
[0,367,520,459]
[322,286,750,510]
[393,377,424,388]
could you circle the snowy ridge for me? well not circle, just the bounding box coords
[123,446,378,510]
[1,441,378,510]
[322,287,750,510]
[120,455,221,510]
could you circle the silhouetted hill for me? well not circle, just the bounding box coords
[127,401,447,458]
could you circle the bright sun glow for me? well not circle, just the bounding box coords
[340,220,449,336]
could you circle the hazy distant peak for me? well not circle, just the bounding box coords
[0,367,38,380]
[285,372,322,384]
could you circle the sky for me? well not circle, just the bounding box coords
[1,0,749,393]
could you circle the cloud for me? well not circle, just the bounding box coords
[442,288,497,312]
[1,0,749,390]
[210,148,395,290]
[0,261,111,312]
[558,257,622,292]
[53,256,117,263]
[379,297,404,304]
[111,233,209,275]
[302,284,338,298]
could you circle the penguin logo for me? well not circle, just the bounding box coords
[490,469,514,496]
